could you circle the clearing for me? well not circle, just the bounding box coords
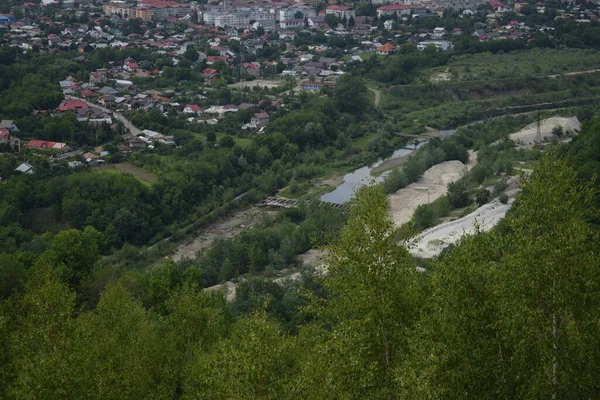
[509,116,581,148]
[97,163,157,184]
[229,79,284,89]
[171,207,272,262]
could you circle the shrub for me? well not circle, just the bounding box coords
[499,192,509,204]
[475,189,491,206]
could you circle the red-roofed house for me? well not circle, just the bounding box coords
[376,43,397,55]
[184,104,201,114]
[57,99,88,112]
[0,128,21,150]
[26,140,69,151]
[124,61,139,71]
[377,4,410,18]
[490,1,511,12]
[207,56,227,65]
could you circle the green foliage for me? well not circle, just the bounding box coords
[447,180,470,208]
[475,188,490,206]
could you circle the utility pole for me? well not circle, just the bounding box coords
[536,109,541,144]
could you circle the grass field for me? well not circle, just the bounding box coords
[95,163,157,185]
[428,48,600,82]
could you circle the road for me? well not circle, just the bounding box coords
[65,95,141,138]
[368,87,381,106]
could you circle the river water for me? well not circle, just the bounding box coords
[320,147,416,204]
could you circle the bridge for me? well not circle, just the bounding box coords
[258,196,350,210]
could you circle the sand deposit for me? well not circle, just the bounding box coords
[509,116,580,148]
[389,160,469,227]
[408,176,522,258]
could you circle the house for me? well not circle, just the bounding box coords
[25,140,69,151]
[89,71,107,84]
[77,43,93,53]
[417,40,454,51]
[377,4,409,18]
[0,15,17,26]
[57,99,88,112]
[251,112,270,128]
[308,16,327,29]
[0,128,21,149]
[99,95,116,106]
[128,137,147,149]
[326,5,355,20]
[376,43,397,55]
[184,104,201,114]
[0,120,19,132]
[15,163,34,174]
[98,86,119,95]
[300,81,336,91]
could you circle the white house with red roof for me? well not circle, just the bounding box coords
[377,4,410,18]
[124,60,139,72]
[183,104,202,115]
[490,1,512,12]
[325,5,355,19]
[0,128,21,150]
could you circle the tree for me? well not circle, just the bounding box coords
[8,265,78,399]
[496,153,600,398]
[475,188,490,206]
[183,308,294,399]
[324,14,339,29]
[333,74,368,116]
[300,185,419,396]
[447,180,470,208]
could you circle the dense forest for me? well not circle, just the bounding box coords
[1,118,600,397]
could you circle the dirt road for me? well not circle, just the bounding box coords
[368,87,381,106]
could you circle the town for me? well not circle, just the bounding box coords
[2,0,599,170]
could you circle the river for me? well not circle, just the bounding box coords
[320,147,417,204]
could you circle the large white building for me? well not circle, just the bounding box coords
[325,5,355,20]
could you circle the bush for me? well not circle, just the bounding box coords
[475,189,491,206]
[447,181,470,208]
[383,168,409,194]
[413,204,436,231]
[499,192,509,204]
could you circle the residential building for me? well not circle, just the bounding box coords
[300,81,336,91]
[417,40,453,51]
[326,5,355,20]
[0,120,19,132]
[0,128,21,150]
[377,4,410,18]
[376,42,397,55]
[251,112,270,127]
[26,140,69,151]
[184,104,201,114]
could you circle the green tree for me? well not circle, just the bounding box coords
[300,184,419,396]
[333,75,368,116]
